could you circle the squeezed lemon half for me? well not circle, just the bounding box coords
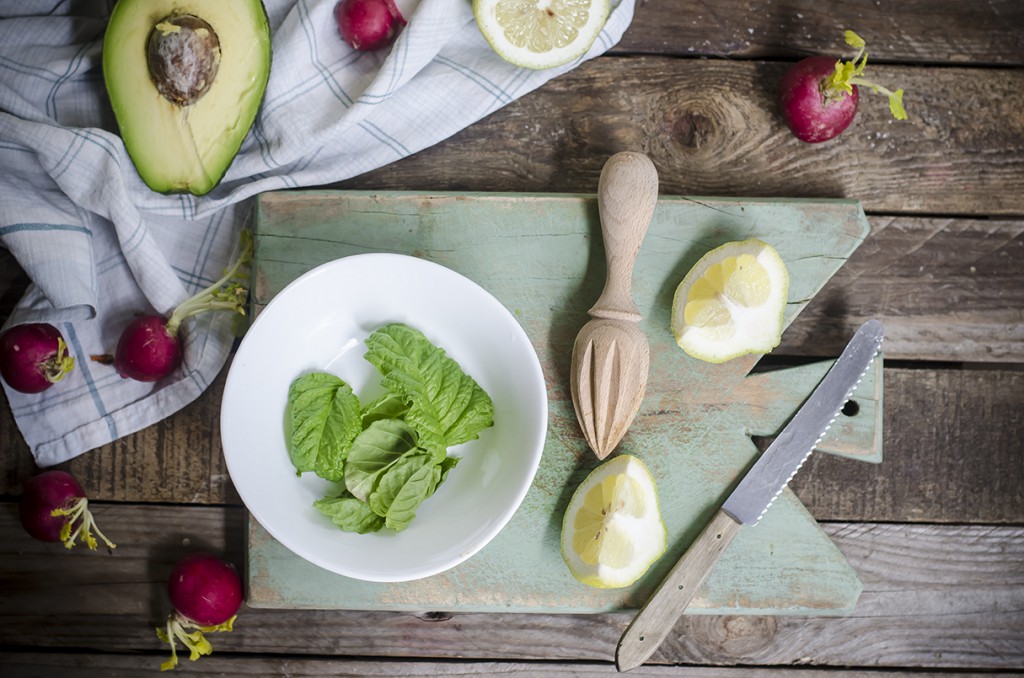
[561,454,667,589]
[670,239,790,364]
[472,0,611,70]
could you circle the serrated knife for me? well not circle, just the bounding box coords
[615,319,884,672]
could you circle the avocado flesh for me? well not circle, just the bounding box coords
[103,0,271,196]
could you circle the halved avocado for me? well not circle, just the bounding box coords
[103,0,271,196]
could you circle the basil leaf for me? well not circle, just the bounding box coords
[344,418,419,502]
[287,373,361,476]
[360,392,409,428]
[316,384,362,482]
[367,452,436,532]
[438,455,460,485]
[364,323,494,459]
[313,494,385,534]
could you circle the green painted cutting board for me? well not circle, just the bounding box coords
[244,190,883,614]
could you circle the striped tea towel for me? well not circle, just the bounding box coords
[0,0,635,467]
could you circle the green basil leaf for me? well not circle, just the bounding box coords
[316,383,362,482]
[364,323,494,459]
[360,392,409,428]
[344,418,419,501]
[438,455,460,485]
[367,452,436,532]
[313,493,385,534]
[287,373,360,476]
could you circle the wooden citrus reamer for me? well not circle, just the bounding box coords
[570,152,659,459]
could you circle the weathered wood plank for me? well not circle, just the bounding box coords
[3,219,1021,373]
[3,365,1019,524]
[0,367,239,506]
[791,366,1024,523]
[619,0,1024,66]
[251,194,1024,362]
[339,60,1024,217]
[782,217,1024,361]
[0,504,1020,670]
[0,653,1004,678]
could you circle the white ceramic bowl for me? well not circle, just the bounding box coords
[221,254,547,582]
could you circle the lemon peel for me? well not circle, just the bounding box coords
[473,0,611,70]
[561,454,667,589]
[670,239,789,364]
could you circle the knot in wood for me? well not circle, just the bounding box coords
[670,109,717,150]
[690,614,778,658]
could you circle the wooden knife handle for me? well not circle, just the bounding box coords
[615,509,743,672]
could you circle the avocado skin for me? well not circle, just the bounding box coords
[103,0,272,196]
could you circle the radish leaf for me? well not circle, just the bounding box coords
[822,30,909,121]
[844,30,865,50]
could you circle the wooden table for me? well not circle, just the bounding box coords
[2,2,1022,675]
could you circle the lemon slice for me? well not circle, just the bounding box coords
[671,239,789,364]
[473,0,611,70]
[561,454,667,589]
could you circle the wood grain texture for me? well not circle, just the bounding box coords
[790,366,1024,523]
[617,510,743,671]
[339,60,1024,217]
[591,151,659,322]
[0,654,1005,678]
[571,318,650,459]
[0,370,236,505]
[619,0,1024,65]
[0,3,1019,674]
[3,365,1019,524]
[572,152,659,458]
[782,216,1024,361]
[0,503,1020,670]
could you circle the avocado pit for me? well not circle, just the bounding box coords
[147,14,221,106]
[105,0,272,195]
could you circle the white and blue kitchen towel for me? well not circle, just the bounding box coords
[0,0,635,467]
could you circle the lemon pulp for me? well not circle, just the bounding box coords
[473,0,611,70]
[561,454,666,589]
[671,239,789,363]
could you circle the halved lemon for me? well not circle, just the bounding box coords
[670,239,789,364]
[561,454,667,589]
[473,0,611,70]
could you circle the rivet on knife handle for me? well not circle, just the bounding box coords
[615,319,884,672]
[615,509,742,672]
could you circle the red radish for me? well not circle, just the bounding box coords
[108,231,252,383]
[779,30,908,143]
[157,552,244,671]
[334,0,407,51]
[0,323,75,393]
[113,314,184,382]
[19,470,116,550]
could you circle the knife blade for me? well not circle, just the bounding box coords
[615,319,884,672]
